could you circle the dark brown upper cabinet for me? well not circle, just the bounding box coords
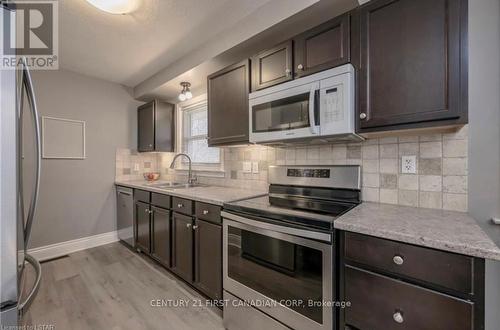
[251,40,293,91]
[207,59,250,146]
[356,0,468,132]
[294,13,350,78]
[137,100,175,152]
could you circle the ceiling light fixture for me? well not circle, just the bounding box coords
[178,82,193,102]
[85,0,140,15]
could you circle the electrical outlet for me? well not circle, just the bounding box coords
[401,156,417,174]
[133,163,140,171]
[243,162,252,173]
[252,162,259,174]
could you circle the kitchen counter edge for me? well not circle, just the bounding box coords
[334,202,500,261]
[114,181,267,206]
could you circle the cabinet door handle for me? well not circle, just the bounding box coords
[186,223,191,228]
[393,311,404,324]
[359,112,367,120]
[203,210,209,215]
[297,64,304,70]
[393,255,404,265]
[285,68,291,76]
[177,203,183,208]
[192,225,198,230]
[144,208,149,213]
[149,144,153,147]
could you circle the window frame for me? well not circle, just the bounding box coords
[176,98,224,174]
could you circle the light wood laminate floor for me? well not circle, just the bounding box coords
[23,242,224,330]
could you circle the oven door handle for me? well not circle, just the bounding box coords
[308,84,319,134]
[221,211,332,243]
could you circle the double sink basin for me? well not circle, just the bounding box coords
[145,181,207,190]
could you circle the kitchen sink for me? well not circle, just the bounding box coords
[149,182,207,189]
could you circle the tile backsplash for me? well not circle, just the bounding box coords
[115,148,160,181]
[116,125,468,212]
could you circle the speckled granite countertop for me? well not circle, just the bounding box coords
[115,180,267,206]
[335,202,500,261]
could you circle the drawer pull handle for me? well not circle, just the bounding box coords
[177,203,183,208]
[393,311,404,324]
[203,210,209,215]
[186,223,191,228]
[393,255,404,265]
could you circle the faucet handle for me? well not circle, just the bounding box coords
[190,173,198,185]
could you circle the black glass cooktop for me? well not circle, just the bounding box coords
[223,194,358,232]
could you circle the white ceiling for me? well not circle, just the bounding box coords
[143,0,358,102]
[59,0,276,87]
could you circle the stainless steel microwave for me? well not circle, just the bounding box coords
[249,64,362,144]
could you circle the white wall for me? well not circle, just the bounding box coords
[27,69,141,249]
[468,0,500,329]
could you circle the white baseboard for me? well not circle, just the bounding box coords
[28,231,119,262]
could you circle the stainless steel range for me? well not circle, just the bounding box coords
[222,165,361,330]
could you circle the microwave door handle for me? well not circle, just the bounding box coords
[308,86,318,134]
[21,57,42,249]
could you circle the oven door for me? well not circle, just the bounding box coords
[222,212,333,330]
[249,82,320,143]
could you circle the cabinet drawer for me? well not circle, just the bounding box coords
[151,193,171,209]
[345,266,473,330]
[344,232,473,294]
[195,202,221,224]
[172,197,193,215]
[134,189,151,203]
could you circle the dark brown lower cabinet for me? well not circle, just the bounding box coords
[131,188,223,303]
[151,206,171,268]
[193,219,222,300]
[339,231,484,330]
[171,212,194,283]
[345,266,473,330]
[135,201,151,253]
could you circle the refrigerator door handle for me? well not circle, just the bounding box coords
[20,57,41,249]
[17,253,41,317]
[17,62,26,251]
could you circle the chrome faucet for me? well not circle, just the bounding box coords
[169,153,196,185]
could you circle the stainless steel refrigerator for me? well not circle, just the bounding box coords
[1,4,42,326]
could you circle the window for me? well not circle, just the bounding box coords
[180,102,221,167]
